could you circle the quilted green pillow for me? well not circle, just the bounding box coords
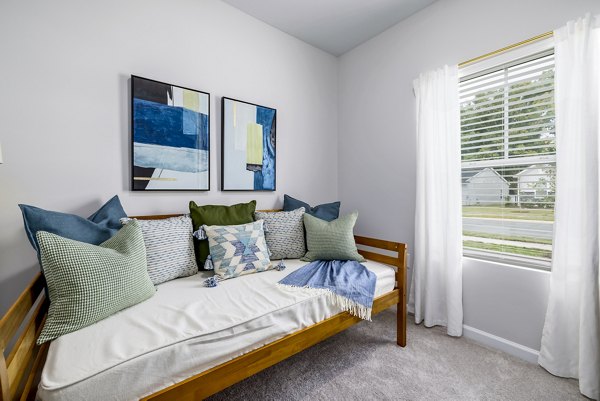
[189,200,256,268]
[36,221,155,344]
[302,211,365,262]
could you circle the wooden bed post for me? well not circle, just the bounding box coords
[397,244,408,347]
[352,236,407,348]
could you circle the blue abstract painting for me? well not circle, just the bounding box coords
[131,76,210,190]
[222,97,276,191]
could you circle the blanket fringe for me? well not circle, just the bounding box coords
[276,284,372,321]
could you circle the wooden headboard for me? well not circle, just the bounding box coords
[130,210,281,220]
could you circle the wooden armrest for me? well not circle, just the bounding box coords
[0,272,48,401]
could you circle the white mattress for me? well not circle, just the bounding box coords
[38,259,396,401]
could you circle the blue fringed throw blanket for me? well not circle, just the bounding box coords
[277,260,377,320]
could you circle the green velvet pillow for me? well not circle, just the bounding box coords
[36,221,155,344]
[302,211,365,262]
[189,200,256,267]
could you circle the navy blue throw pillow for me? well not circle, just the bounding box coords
[19,195,127,254]
[283,194,340,222]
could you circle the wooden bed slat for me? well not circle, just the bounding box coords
[355,235,401,252]
[0,274,45,351]
[6,295,46,366]
[18,342,48,401]
[1,352,9,401]
[6,296,47,401]
[358,249,401,267]
[0,273,46,401]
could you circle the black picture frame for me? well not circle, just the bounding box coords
[131,75,210,191]
[221,97,277,192]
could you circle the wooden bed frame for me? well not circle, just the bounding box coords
[0,213,407,401]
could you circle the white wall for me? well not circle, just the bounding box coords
[0,0,338,315]
[462,258,551,352]
[338,0,600,352]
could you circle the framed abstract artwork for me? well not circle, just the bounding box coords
[221,97,276,191]
[131,75,210,191]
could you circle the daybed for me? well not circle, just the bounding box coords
[0,213,407,401]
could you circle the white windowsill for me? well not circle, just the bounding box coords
[463,250,551,271]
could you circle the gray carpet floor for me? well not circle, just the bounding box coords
[208,307,584,401]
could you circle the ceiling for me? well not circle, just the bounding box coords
[221,0,438,56]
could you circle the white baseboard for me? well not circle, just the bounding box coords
[463,325,539,364]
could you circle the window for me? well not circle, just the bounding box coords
[459,51,555,268]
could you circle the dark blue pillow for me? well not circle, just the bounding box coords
[283,194,340,222]
[19,195,127,254]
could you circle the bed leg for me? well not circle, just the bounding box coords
[397,295,406,346]
[397,247,407,347]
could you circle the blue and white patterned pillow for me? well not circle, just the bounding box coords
[204,220,272,280]
[121,215,198,285]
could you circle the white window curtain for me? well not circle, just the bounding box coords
[538,14,600,400]
[409,65,463,336]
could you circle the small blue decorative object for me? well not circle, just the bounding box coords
[203,276,219,287]
[275,259,286,271]
[193,226,207,240]
[204,254,214,270]
[263,222,269,233]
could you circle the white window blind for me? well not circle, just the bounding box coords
[460,51,555,268]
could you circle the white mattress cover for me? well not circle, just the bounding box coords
[38,259,396,401]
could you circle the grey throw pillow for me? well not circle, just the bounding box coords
[121,215,198,285]
[255,208,306,259]
[302,211,365,262]
[36,221,156,344]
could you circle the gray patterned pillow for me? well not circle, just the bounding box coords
[255,208,306,259]
[121,215,198,285]
[36,221,155,344]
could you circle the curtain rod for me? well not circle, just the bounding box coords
[459,31,553,68]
